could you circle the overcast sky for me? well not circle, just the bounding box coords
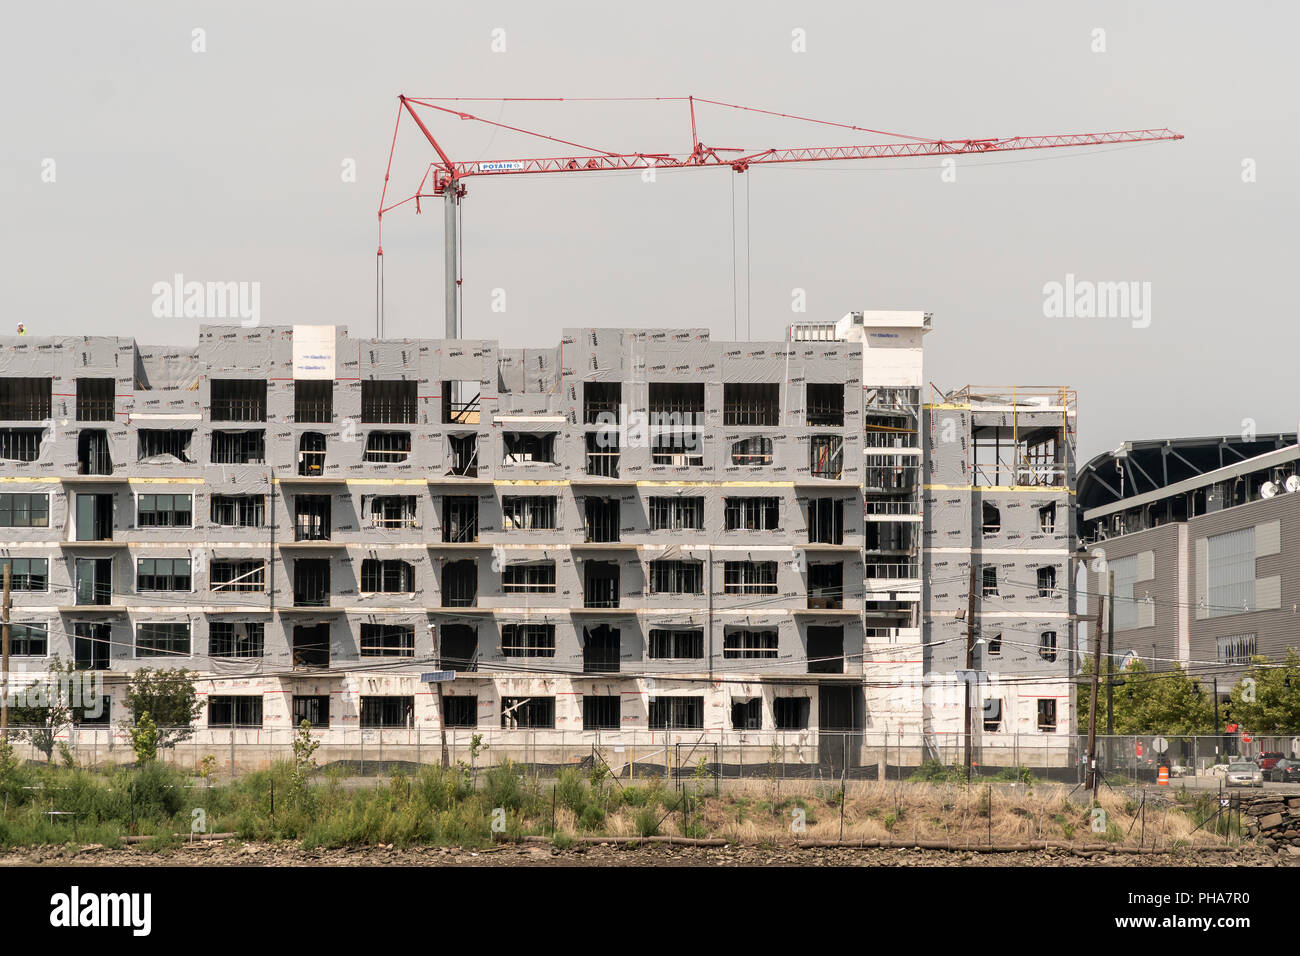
[2,1,1294,462]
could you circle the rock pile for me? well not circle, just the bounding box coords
[1242,793,1300,855]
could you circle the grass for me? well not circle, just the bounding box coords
[0,750,1240,852]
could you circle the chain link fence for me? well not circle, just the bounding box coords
[8,726,1297,785]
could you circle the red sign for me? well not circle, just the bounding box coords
[1135,741,1144,757]
[1243,734,1253,744]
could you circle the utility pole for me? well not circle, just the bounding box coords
[1105,570,1115,735]
[1085,594,1105,791]
[1,564,10,741]
[1213,677,1221,761]
[964,560,978,780]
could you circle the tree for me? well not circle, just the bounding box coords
[9,655,77,762]
[1228,648,1300,734]
[130,711,158,764]
[1076,656,1213,735]
[122,668,202,749]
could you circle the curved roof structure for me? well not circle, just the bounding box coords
[1077,433,1297,517]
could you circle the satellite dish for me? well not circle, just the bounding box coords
[1286,475,1300,494]
[1261,481,1279,499]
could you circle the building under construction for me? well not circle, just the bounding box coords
[0,312,1077,769]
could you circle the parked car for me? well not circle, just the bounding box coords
[1226,761,1264,788]
[1269,758,1300,783]
[1257,751,1286,771]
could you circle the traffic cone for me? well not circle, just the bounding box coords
[1157,766,1170,786]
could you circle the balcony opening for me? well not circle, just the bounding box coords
[0,377,51,420]
[583,381,621,424]
[807,626,844,674]
[362,379,418,424]
[807,498,844,544]
[723,628,778,659]
[0,428,43,462]
[501,696,555,729]
[648,628,704,660]
[444,696,478,728]
[723,383,779,426]
[294,380,333,423]
[210,429,265,464]
[293,695,330,728]
[805,383,844,427]
[810,436,844,480]
[585,431,620,477]
[442,496,479,543]
[441,559,477,607]
[865,521,914,551]
[365,494,417,529]
[360,696,414,729]
[363,430,411,463]
[298,431,326,476]
[77,429,113,476]
[648,696,703,730]
[447,433,479,476]
[360,622,415,657]
[647,496,703,531]
[583,497,620,542]
[582,624,620,673]
[291,622,330,668]
[501,623,556,658]
[982,501,1001,535]
[648,382,704,427]
[502,495,557,531]
[774,697,811,730]
[649,559,703,594]
[75,493,114,541]
[503,432,557,464]
[209,621,265,657]
[808,562,844,609]
[292,559,330,607]
[502,561,556,593]
[75,378,115,422]
[440,624,478,671]
[973,425,1065,488]
[441,380,481,425]
[724,496,780,531]
[583,560,620,608]
[652,434,702,467]
[294,494,331,541]
[137,429,193,464]
[73,622,110,670]
[210,379,267,422]
[731,697,762,729]
[75,557,114,606]
[730,436,773,467]
[723,560,778,595]
[582,695,621,731]
[360,559,415,593]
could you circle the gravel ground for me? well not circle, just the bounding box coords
[0,840,1286,867]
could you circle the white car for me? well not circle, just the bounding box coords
[1225,761,1264,788]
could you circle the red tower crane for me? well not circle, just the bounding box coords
[377,95,1182,338]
